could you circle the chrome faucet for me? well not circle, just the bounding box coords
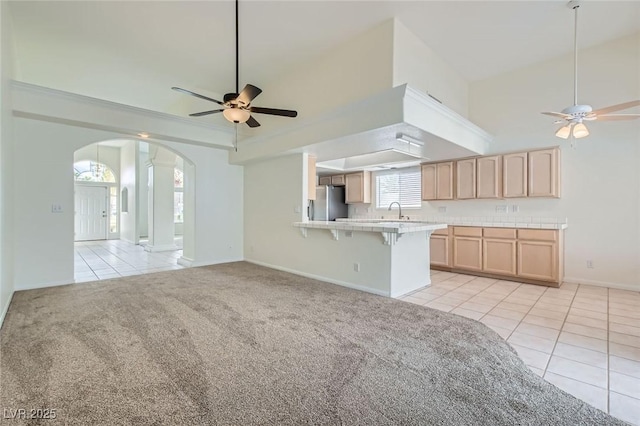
[388,202,404,220]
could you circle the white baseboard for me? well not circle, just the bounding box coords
[0,290,14,330]
[144,244,178,253]
[563,277,640,292]
[190,257,243,268]
[245,259,390,297]
[16,279,75,292]
[177,256,194,267]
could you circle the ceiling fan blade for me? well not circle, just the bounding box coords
[591,100,640,116]
[172,87,224,106]
[236,84,263,106]
[595,114,640,121]
[246,115,261,128]
[250,106,298,117]
[542,112,571,119]
[189,109,225,117]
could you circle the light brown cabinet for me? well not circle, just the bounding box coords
[528,148,560,198]
[452,227,483,271]
[345,171,371,204]
[432,226,563,287]
[483,238,517,275]
[503,152,528,198]
[308,156,317,201]
[331,175,346,186]
[456,159,476,199]
[318,176,331,186]
[422,162,454,200]
[477,155,503,199]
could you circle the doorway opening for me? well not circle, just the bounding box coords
[73,141,195,283]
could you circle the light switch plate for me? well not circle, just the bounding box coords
[51,204,63,213]
[495,205,508,213]
[438,206,447,213]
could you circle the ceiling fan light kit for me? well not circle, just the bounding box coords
[541,1,640,146]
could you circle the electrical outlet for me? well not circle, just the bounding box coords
[495,205,508,213]
[586,260,594,269]
[345,231,353,238]
[510,205,520,213]
[51,204,63,213]
[438,206,447,213]
[353,263,360,272]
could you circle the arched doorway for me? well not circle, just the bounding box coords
[73,140,196,282]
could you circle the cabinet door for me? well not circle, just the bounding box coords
[436,162,454,200]
[529,148,560,198]
[345,173,362,204]
[517,240,558,281]
[318,176,331,186]
[331,174,345,186]
[308,156,317,201]
[456,159,476,199]
[503,152,528,198]
[483,238,516,275]
[453,237,482,271]
[421,164,437,200]
[430,235,450,267]
[477,155,503,199]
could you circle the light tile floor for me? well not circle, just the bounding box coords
[399,270,640,425]
[74,239,184,282]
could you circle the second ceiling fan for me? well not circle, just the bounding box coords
[172,0,297,128]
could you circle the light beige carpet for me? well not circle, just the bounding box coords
[0,262,626,425]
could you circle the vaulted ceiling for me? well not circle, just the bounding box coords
[9,1,640,115]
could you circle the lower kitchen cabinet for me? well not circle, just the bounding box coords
[432,226,564,287]
[430,235,450,267]
[453,236,483,271]
[483,238,517,275]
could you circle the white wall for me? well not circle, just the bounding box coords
[256,20,394,129]
[351,33,640,290]
[244,154,393,295]
[120,140,137,243]
[12,117,244,290]
[0,0,16,325]
[392,19,469,117]
[138,149,149,238]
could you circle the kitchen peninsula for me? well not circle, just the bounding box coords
[293,220,447,297]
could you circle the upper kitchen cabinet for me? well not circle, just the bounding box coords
[345,171,371,204]
[422,162,454,200]
[503,152,528,198]
[456,159,476,199]
[308,156,317,201]
[477,155,503,199]
[318,176,331,186]
[528,148,560,198]
[331,174,346,186]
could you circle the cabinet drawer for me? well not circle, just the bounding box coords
[453,227,482,237]
[483,228,516,239]
[518,229,557,242]
[432,227,450,236]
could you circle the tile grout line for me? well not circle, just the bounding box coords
[477,282,524,339]
[501,284,549,342]
[541,283,580,376]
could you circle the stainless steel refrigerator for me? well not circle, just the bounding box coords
[309,185,348,221]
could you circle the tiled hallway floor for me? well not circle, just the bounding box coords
[400,271,640,425]
[74,239,184,282]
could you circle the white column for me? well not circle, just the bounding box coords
[145,146,177,252]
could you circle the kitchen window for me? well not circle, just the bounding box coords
[375,167,422,209]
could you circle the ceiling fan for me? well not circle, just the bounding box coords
[171,0,297,129]
[542,1,640,143]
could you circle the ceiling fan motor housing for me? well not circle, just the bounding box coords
[561,104,593,121]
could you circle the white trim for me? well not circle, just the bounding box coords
[15,279,74,292]
[0,291,15,331]
[177,256,194,267]
[144,244,179,253]
[245,259,390,297]
[563,276,640,292]
[189,257,244,268]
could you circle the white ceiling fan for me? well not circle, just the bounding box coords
[542,0,640,144]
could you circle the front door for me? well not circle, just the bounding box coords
[75,185,107,241]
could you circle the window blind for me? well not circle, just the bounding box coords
[375,167,421,209]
